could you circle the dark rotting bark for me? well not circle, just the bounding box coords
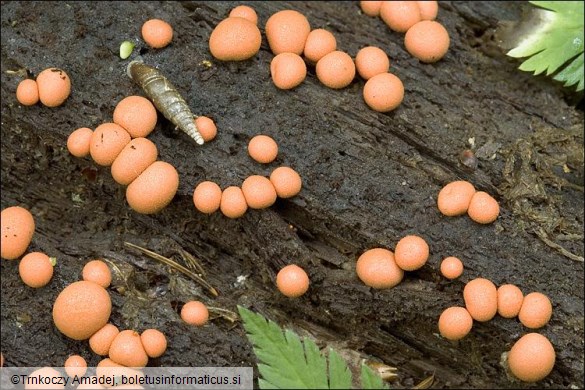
[1,2,583,388]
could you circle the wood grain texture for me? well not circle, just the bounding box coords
[1,2,583,388]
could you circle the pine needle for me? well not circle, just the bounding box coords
[124,241,218,296]
[413,373,435,389]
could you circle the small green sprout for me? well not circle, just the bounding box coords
[120,40,135,60]
[507,1,584,91]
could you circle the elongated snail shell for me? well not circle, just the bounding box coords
[127,61,204,145]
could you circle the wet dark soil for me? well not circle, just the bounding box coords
[1,1,583,388]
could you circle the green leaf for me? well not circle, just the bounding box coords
[327,348,352,389]
[302,335,329,388]
[238,306,389,389]
[529,1,582,14]
[238,306,327,389]
[360,364,389,389]
[507,1,584,90]
[553,52,584,91]
[258,378,278,389]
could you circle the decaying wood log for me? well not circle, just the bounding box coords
[1,2,583,388]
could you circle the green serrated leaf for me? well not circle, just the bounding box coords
[257,364,297,389]
[360,364,388,390]
[507,1,584,90]
[327,348,352,389]
[239,306,393,390]
[530,1,583,14]
[258,378,278,389]
[553,52,584,91]
[238,306,330,389]
[303,336,329,388]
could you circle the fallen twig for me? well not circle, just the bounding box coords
[535,228,584,262]
[124,241,219,296]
